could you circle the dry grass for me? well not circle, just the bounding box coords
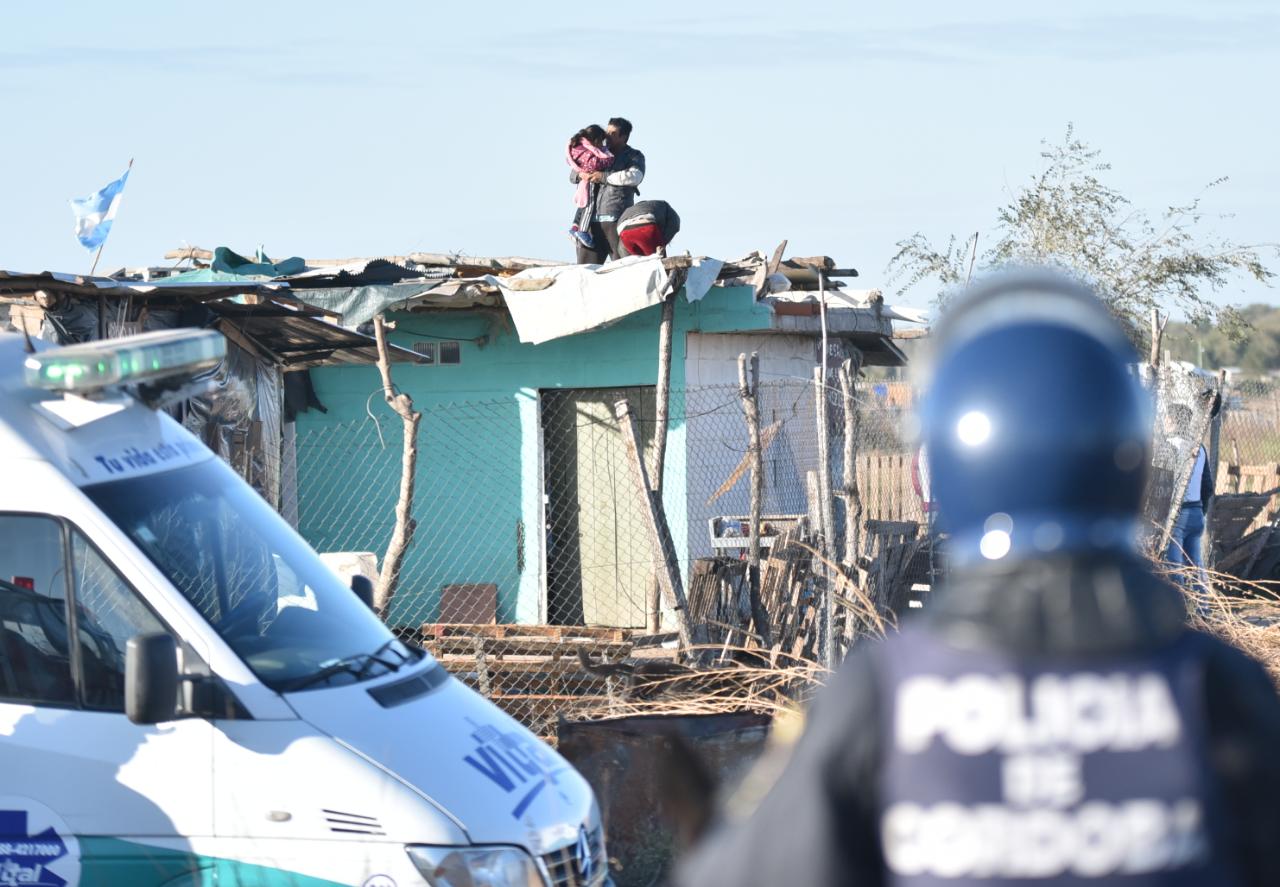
[1160,563,1280,684]
[563,542,891,727]
[561,558,1280,729]
[563,650,829,727]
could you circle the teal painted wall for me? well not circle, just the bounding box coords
[295,285,771,626]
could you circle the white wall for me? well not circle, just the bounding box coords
[683,333,825,562]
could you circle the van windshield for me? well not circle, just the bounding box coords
[84,458,416,692]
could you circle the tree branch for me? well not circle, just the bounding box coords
[373,316,423,620]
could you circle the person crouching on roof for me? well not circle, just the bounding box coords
[617,200,681,257]
[566,125,614,251]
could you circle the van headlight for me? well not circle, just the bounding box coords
[406,845,544,887]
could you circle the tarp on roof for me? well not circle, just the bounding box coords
[0,269,289,300]
[211,302,423,368]
[148,268,273,285]
[284,258,439,288]
[211,246,306,277]
[288,281,456,329]
[485,255,724,345]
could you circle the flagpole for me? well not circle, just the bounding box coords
[89,244,107,277]
[88,157,133,277]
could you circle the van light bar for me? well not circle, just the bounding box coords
[24,329,226,393]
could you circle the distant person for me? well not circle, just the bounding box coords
[1163,403,1214,587]
[565,124,613,250]
[570,116,645,263]
[677,270,1280,887]
[617,200,680,257]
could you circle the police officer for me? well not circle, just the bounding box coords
[677,270,1280,886]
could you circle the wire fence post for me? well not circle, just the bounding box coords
[813,365,836,670]
[839,354,864,570]
[648,295,676,633]
[1205,369,1226,571]
[738,352,771,647]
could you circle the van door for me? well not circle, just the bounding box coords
[0,514,215,885]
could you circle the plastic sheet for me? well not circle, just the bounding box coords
[182,342,282,507]
[39,297,288,506]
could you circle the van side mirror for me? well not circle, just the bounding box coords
[126,633,179,725]
[350,575,375,610]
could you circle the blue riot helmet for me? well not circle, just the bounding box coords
[917,269,1151,566]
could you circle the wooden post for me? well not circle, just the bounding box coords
[738,352,771,647]
[1205,370,1226,569]
[838,354,864,568]
[1144,308,1168,391]
[647,294,676,632]
[373,316,423,619]
[806,470,823,539]
[615,398,696,652]
[1149,308,1164,368]
[813,365,837,668]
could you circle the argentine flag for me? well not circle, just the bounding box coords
[70,166,130,251]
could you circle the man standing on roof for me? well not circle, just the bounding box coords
[617,200,680,257]
[571,117,645,264]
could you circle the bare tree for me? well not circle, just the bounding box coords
[373,316,422,619]
[887,125,1276,345]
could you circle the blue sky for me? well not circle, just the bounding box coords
[3,0,1277,315]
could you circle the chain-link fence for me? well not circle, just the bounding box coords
[289,377,924,729]
[1222,377,1280,467]
[293,378,924,631]
[1208,376,1280,576]
[287,365,1280,732]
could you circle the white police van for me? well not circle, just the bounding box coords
[0,329,607,887]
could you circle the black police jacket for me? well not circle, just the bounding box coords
[676,554,1280,887]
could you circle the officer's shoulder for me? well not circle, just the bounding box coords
[810,633,902,718]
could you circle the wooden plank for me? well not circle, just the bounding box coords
[759,531,799,627]
[437,583,497,624]
[775,548,810,663]
[426,638,634,660]
[1217,527,1273,575]
[766,240,788,278]
[615,398,697,650]
[865,519,920,539]
[420,623,631,642]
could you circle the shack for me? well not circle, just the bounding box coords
[250,249,921,631]
[0,268,423,517]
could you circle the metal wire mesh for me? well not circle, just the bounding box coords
[292,378,925,633]
[1215,376,1280,545]
[286,366,1280,728]
[287,377,924,726]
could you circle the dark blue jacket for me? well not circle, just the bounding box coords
[678,555,1280,887]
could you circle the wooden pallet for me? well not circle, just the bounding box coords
[687,559,748,646]
[413,623,639,733]
[419,623,631,642]
[427,637,634,661]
